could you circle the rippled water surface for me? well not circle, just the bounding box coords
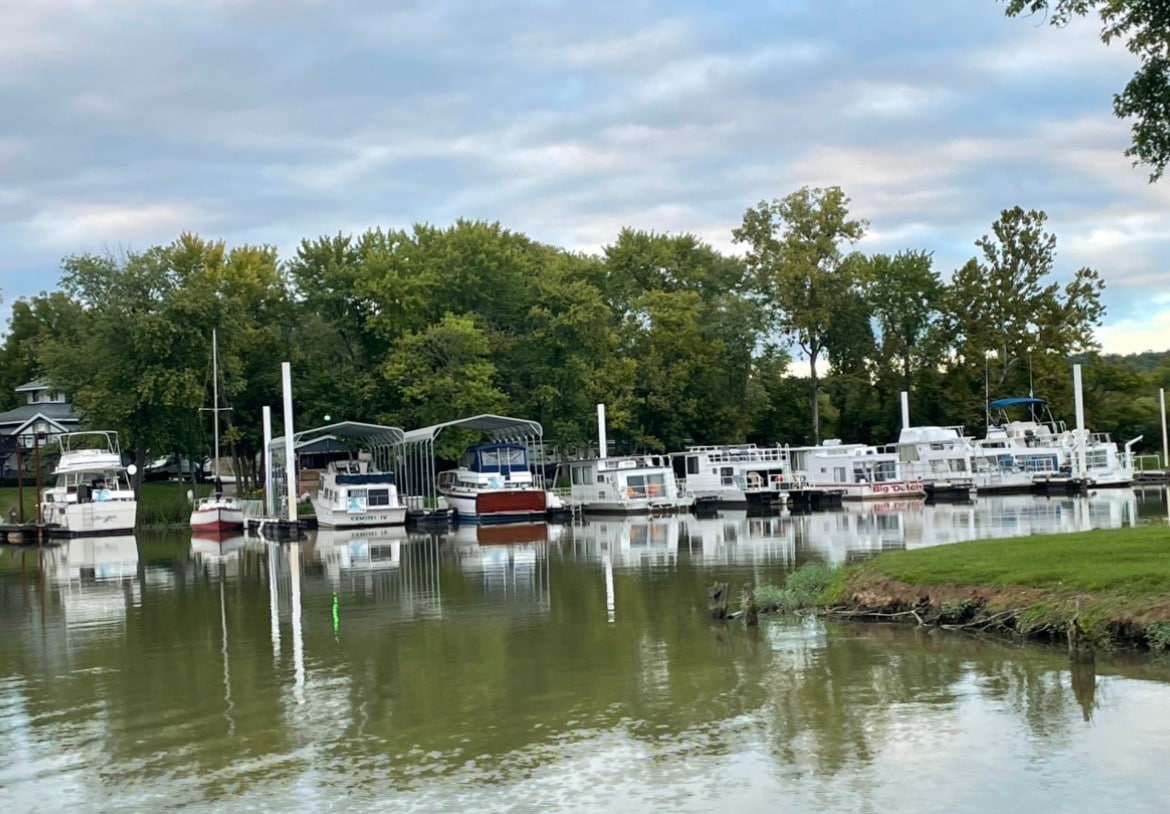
[2,488,1169,812]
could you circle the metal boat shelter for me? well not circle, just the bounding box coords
[399,415,545,515]
[268,421,406,512]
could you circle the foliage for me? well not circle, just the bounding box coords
[734,186,867,443]
[1004,0,1170,180]
[755,562,838,612]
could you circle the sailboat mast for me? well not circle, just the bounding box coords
[212,328,220,483]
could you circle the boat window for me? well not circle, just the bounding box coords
[686,456,699,475]
[368,489,390,507]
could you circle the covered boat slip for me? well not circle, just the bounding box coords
[400,414,549,522]
[268,421,407,523]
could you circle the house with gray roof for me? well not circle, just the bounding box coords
[0,380,81,448]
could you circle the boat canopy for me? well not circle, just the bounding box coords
[399,414,545,509]
[988,397,1048,409]
[462,443,529,473]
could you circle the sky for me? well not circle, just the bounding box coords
[1,0,1168,355]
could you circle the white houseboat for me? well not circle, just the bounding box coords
[312,456,407,527]
[40,431,138,535]
[563,453,694,514]
[678,444,841,510]
[788,441,926,501]
[896,426,977,501]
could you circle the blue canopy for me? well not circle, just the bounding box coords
[988,397,1048,409]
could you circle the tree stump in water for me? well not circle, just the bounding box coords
[708,582,730,620]
[1068,612,1094,664]
[741,584,759,627]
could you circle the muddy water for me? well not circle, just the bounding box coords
[1,490,1168,812]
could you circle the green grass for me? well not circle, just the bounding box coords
[861,525,1170,599]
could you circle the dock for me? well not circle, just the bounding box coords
[0,523,46,545]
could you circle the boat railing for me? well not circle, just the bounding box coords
[238,499,265,518]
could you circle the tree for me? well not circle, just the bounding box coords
[858,250,944,389]
[733,186,868,443]
[0,293,83,410]
[939,206,1105,429]
[1004,0,1170,180]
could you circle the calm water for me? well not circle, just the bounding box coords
[2,488,1169,813]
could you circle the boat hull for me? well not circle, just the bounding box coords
[313,501,407,528]
[40,500,138,536]
[190,504,245,532]
[444,489,547,524]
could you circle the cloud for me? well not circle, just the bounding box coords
[25,203,212,249]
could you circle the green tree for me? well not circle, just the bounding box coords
[733,186,868,443]
[1004,0,1170,180]
[382,313,507,439]
[859,250,944,389]
[0,293,83,410]
[939,206,1105,430]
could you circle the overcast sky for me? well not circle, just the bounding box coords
[2,0,1167,354]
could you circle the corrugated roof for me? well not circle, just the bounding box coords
[401,414,543,445]
[269,421,405,451]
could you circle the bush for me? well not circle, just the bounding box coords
[754,562,837,613]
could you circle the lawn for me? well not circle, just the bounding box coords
[861,525,1170,598]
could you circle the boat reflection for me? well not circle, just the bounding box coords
[44,534,141,629]
[681,511,797,566]
[47,534,140,583]
[309,525,409,582]
[447,523,552,611]
[561,516,680,568]
[190,531,248,567]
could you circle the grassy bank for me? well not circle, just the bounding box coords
[755,525,1170,653]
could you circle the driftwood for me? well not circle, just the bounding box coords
[708,582,730,620]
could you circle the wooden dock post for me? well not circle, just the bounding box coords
[708,582,729,620]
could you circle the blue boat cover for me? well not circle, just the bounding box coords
[988,397,1048,409]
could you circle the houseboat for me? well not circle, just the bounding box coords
[562,453,694,514]
[678,444,842,511]
[896,426,977,501]
[40,431,138,535]
[787,441,926,501]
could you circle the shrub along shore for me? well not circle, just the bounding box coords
[754,525,1170,654]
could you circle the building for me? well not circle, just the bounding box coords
[0,380,81,449]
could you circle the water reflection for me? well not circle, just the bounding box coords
[0,491,1168,811]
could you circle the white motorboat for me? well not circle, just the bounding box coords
[436,443,548,524]
[40,431,138,535]
[312,457,407,527]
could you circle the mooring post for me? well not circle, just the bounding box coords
[741,583,759,627]
[708,582,729,620]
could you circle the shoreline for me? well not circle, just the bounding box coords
[761,524,1170,653]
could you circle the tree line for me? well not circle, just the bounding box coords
[0,186,1166,488]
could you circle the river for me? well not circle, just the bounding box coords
[1,487,1168,812]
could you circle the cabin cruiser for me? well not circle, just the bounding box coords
[436,443,548,524]
[312,456,407,527]
[678,444,842,510]
[40,431,138,535]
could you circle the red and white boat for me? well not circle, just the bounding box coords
[190,494,245,532]
[189,329,245,533]
[436,443,548,524]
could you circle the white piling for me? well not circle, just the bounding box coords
[262,405,274,517]
[900,391,910,429]
[597,403,608,460]
[282,362,297,522]
[1161,388,1168,471]
[1073,364,1086,476]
